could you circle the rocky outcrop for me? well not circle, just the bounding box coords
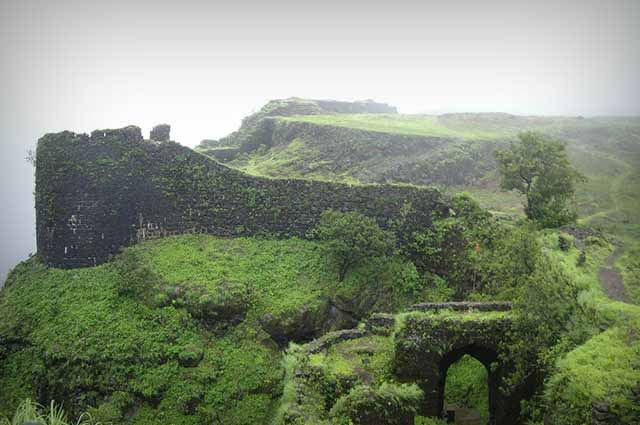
[150,124,171,142]
[196,97,396,153]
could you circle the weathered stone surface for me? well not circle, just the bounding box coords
[150,124,170,142]
[409,301,512,312]
[304,328,368,354]
[365,313,396,335]
[260,302,334,347]
[35,126,448,268]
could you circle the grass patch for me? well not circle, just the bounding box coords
[0,235,347,424]
[279,114,513,139]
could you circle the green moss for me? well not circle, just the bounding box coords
[310,336,395,387]
[395,309,510,330]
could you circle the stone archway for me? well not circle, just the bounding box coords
[393,303,531,425]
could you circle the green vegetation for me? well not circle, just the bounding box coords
[279,114,511,139]
[527,231,640,425]
[308,335,395,387]
[329,383,423,425]
[618,243,640,304]
[311,210,396,280]
[0,232,441,424]
[414,417,448,425]
[495,132,584,227]
[444,355,489,424]
[0,236,336,424]
[544,326,640,425]
[1,399,99,425]
[396,309,511,326]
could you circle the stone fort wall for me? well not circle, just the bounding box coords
[36,126,448,268]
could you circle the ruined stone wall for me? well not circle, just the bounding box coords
[36,126,448,268]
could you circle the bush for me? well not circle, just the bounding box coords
[312,210,396,281]
[113,250,158,300]
[329,383,423,425]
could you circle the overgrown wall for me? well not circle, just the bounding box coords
[36,126,448,268]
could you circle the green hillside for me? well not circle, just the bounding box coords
[0,234,431,425]
[215,112,640,242]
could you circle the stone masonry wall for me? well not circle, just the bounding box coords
[36,126,448,268]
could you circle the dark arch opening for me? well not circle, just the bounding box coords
[438,344,498,425]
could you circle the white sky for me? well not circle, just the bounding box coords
[1,0,639,281]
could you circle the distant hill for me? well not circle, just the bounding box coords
[197,99,640,240]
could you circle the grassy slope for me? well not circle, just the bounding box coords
[227,110,640,422]
[280,114,513,139]
[0,234,426,424]
[0,236,334,424]
[540,231,640,423]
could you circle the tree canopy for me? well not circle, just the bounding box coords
[312,210,396,281]
[495,131,584,227]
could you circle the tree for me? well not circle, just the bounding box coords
[312,210,396,281]
[495,131,584,227]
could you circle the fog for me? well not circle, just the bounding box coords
[1,0,639,283]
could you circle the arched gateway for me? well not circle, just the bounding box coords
[393,302,531,425]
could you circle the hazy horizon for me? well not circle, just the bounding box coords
[1,0,639,282]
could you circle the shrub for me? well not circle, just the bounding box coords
[311,210,396,281]
[112,250,158,300]
[329,383,423,425]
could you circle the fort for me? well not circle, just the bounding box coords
[283,302,538,425]
[35,125,448,268]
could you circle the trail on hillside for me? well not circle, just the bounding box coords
[598,247,628,302]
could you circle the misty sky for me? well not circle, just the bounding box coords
[1,0,639,283]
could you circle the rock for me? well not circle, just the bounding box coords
[259,303,328,347]
[171,281,249,332]
[178,343,204,367]
[304,328,368,354]
[366,313,396,335]
[150,124,170,142]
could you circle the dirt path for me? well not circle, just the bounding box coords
[598,247,628,302]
